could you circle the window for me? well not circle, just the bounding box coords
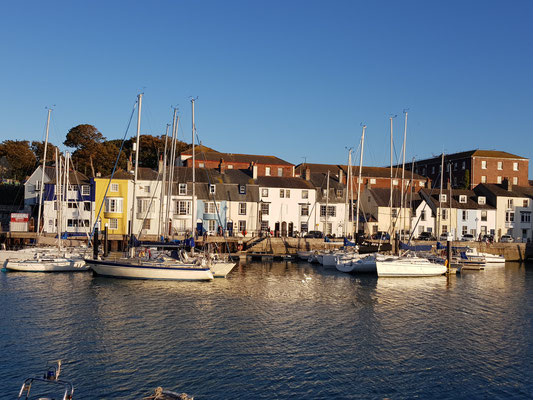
[265,167,271,176]
[521,212,531,223]
[497,161,503,170]
[83,219,89,227]
[239,202,247,215]
[262,188,269,197]
[478,197,486,205]
[238,220,246,233]
[442,225,448,233]
[481,160,487,169]
[137,198,152,214]
[481,210,487,222]
[301,204,309,216]
[84,202,91,211]
[336,189,343,197]
[392,209,397,218]
[421,210,426,221]
[286,190,290,198]
[260,221,269,231]
[506,211,515,222]
[209,184,216,194]
[442,209,448,220]
[481,176,487,183]
[205,202,219,214]
[507,199,514,209]
[513,177,518,185]
[67,202,77,209]
[440,194,447,203]
[326,222,332,235]
[459,195,467,203]
[432,166,435,174]
[393,179,398,186]
[462,226,468,235]
[513,162,519,171]
[462,210,467,221]
[302,190,308,199]
[144,185,150,193]
[524,199,529,208]
[300,222,308,233]
[110,183,119,192]
[105,198,123,213]
[109,218,118,230]
[462,161,466,170]
[239,185,246,195]
[142,219,151,230]
[453,177,457,186]
[68,184,77,192]
[320,205,336,217]
[497,176,502,184]
[82,185,90,195]
[67,219,73,227]
[179,183,187,195]
[454,162,457,171]
[177,200,190,215]
[370,178,376,184]
[280,189,285,198]
[35,181,41,191]
[261,203,269,215]
[278,167,283,177]
[208,219,216,232]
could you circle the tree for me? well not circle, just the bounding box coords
[0,140,37,181]
[64,124,106,177]
[31,141,60,164]
[463,169,470,189]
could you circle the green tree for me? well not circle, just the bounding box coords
[64,124,106,177]
[30,141,60,164]
[463,169,470,189]
[0,140,37,181]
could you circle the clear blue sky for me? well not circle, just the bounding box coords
[1,0,532,176]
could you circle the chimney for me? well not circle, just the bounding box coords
[502,177,512,191]
[158,154,163,173]
[127,154,133,173]
[338,168,344,184]
[305,168,311,181]
[252,164,258,180]
[219,158,225,174]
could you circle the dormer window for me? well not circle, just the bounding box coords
[336,189,342,197]
[440,194,447,203]
[459,195,467,204]
[179,183,187,195]
[239,185,246,195]
[323,189,327,196]
[478,196,486,205]
[209,184,216,194]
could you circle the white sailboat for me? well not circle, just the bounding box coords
[87,94,214,281]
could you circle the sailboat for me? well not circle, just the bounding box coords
[6,112,88,273]
[86,94,214,281]
[375,112,446,277]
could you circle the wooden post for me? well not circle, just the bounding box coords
[446,237,452,273]
[103,225,109,258]
[93,227,99,260]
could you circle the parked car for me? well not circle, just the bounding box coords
[500,235,514,243]
[461,234,475,241]
[305,230,324,238]
[482,234,494,243]
[417,231,435,241]
[439,233,451,241]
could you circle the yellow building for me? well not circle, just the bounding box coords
[93,171,133,236]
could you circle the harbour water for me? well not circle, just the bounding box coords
[1,261,532,399]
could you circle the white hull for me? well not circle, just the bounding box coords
[336,254,377,273]
[376,257,446,277]
[88,259,214,281]
[210,261,236,278]
[5,258,88,272]
[297,251,313,260]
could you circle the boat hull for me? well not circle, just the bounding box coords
[210,262,236,278]
[5,259,88,272]
[87,259,214,281]
[376,258,446,277]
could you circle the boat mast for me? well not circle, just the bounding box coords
[55,148,61,251]
[355,125,366,238]
[324,170,330,237]
[166,111,179,238]
[400,111,408,237]
[158,123,170,238]
[344,149,352,237]
[129,93,143,256]
[438,152,444,238]
[36,108,52,237]
[409,157,415,237]
[191,98,196,238]
[389,116,394,240]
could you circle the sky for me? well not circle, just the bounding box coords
[1,0,532,176]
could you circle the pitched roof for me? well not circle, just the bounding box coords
[411,150,528,165]
[256,176,314,189]
[295,163,426,180]
[44,166,90,184]
[185,150,294,166]
[419,188,495,210]
[476,183,533,199]
[365,187,403,207]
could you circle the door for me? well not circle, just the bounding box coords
[281,221,287,237]
[288,222,294,237]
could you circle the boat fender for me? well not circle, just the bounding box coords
[237,244,243,251]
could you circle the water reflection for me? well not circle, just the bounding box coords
[1,261,532,399]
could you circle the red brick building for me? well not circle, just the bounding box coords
[295,163,428,192]
[180,147,294,177]
[403,150,529,189]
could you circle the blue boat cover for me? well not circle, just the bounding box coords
[399,241,432,252]
[343,237,356,247]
